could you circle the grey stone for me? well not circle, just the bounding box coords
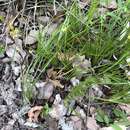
[36,82,54,100]
[25,30,38,45]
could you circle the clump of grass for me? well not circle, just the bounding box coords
[25,0,130,107]
[22,73,36,103]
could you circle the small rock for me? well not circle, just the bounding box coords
[0,105,8,116]
[59,118,74,130]
[70,77,80,86]
[53,94,62,105]
[100,0,117,9]
[6,47,21,61]
[11,64,21,76]
[75,106,86,119]
[24,121,39,128]
[1,57,11,63]
[15,77,22,91]
[36,82,54,99]
[5,36,14,45]
[70,116,82,130]
[47,117,58,130]
[49,104,66,120]
[38,16,50,24]
[91,84,104,97]
[6,43,26,63]
[47,23,58,35]
[15,38,23,47]
[59,116,83,130]
[35,82,46,88]
[78,0,91,9]
[25,30,38,45]
[49,95,67,120]
[86,117,99,130]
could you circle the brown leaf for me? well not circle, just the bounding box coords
[49,79,64,88]
[47,68,57,79]
[47,68,63,80]
[57,52,75,62]
[28,106,43,122]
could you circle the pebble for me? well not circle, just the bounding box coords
[38,16,50,24]
[6,43,26,63]
[25,30,38,45]
[49,94,67,120]
[70,77,80,86]
[5,36,14,45]
[86,117,99,130]
[36,82,54,100]
[47,23,58,35]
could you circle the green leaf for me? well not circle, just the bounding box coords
[113,109,127,119]
[111,124,122,130]
[104,115,110,125]
[0,44,5,54]
[96,113,104,123]
[0,15,4,21]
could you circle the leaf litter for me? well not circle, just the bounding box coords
[0,0,129,130]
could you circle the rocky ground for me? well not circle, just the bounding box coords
[0,0,130,130]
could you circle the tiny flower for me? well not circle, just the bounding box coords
[62,26,67,32]
[126,58,130,66]
[126,71,130,80]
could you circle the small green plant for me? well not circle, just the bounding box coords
[0,15,4,22]
[96,108,129,127]
[96,109,111,126]
[22,74,36,103]
[113,109,128,122]
[111,124,123,130]
[41,103,50,117]
[26,0,130,116]
[0,44,5,54]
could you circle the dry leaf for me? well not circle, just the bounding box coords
[28,106,43,122]
[47,68,63,81]
[47,68,58,79]
[57,52,75,62]
[50,79,64,88]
